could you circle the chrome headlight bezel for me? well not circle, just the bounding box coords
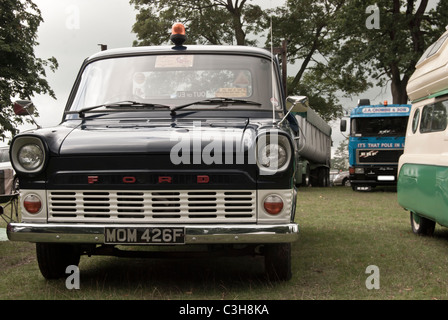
[11,136,48,175]
[256,132,293,175]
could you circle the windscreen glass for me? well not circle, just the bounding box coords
[351,117,408,137]
[70,54,280,112]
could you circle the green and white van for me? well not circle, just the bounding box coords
[398,28,448,235]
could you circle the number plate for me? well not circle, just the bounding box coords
[377,175,395,181]
[104,227,185,244]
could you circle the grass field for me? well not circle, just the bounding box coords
[1,186,448,300]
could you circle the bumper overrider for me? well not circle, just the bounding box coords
[7,223,299,244]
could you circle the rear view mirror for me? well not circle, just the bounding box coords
[278,96,309,126]
[13,100,35,116]
[340,119,347,132]
[285,96,309,113]
[13,100,40,129]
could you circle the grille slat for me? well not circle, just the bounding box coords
[48,190,256,223]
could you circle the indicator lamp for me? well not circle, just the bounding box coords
[170,22,187,48]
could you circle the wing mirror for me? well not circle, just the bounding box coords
[13,100,40,128]
[340,119,347,132]
[285,96,309,113]
[278,96,309,126]
[13,100,35,116]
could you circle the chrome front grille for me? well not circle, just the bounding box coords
[48,190,256,223]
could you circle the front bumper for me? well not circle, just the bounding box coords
[349,165,398,186]
[7,222,299,244]
[350,178,397,186]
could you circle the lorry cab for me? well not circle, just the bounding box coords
[341,99,410,191]
[6,24,301,280]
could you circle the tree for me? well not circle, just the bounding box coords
[0,0,57,140]
[332,138,349,171]
[130,0,264,46]
[327,0,448,104]
[265,0,366,122]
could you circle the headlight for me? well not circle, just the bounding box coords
[258,143,288,168]
[257,133,292,174]
[355,167,365,174]
[11,136,47,174]
[18,144,44,170]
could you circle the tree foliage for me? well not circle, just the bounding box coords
[327,0,448,104]
[332,137,349,171]
[0,0,57,140]
[129,0,448,119]
[130,0,264,46]
[265,0,353,121]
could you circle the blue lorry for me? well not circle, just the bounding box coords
[340,99,411,191]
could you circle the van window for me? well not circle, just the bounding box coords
[427,34,448,58]
[411,109,420,133]
[416,33,448,66]
[420,101,448,133]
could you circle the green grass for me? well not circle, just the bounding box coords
[1,186,448,300]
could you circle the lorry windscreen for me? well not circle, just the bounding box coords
[69,54,280,113]
[351,116,408,137]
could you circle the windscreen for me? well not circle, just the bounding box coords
[351,116,408,137]
[69,53,280,112]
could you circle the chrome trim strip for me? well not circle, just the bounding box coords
[7,222,299,244]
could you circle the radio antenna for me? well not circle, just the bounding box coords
[270,4,276,123]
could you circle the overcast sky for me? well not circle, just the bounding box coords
[19,0,438,152]
[32,0,140,128]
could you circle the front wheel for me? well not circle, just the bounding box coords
[410,212,435,236]
[264,243,292,281]
[36,243,81,279]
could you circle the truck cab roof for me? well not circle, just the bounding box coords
[86,45,275,63]
[350,103,411,118]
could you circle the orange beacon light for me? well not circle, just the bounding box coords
[170,22,187,47]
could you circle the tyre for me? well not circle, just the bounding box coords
[343,178,351,187]
[323,168,330,187]
[36,243,81,279]
[317,168,326,187]
[410,212,435,236]
[264,243,292,281]
[302,165,310,187]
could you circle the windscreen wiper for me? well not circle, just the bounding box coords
[170,98,262,116]
[68,101,172,118]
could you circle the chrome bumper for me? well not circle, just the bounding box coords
[7,223,299,244]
